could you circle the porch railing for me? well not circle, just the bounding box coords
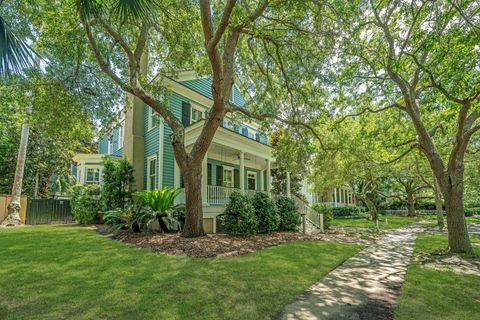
[291,194,324,231]
[175,186,270,205]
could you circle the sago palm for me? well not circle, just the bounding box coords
[136,187,183,232]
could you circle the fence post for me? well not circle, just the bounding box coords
[319,213,324,233]
[302,213,306,234]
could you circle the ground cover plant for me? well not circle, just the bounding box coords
[0,225,362,320]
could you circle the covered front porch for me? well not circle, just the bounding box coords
[176,120,281,206]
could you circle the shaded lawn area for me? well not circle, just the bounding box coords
[0,226,362,320]
[395,234,480,320]
[466,216,480,223]
[331,215,427,229]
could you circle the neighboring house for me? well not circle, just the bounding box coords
[301,185,356,207]
[72,71,274,233]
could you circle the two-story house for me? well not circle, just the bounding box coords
[73,71,277,233]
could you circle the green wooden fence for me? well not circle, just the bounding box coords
[26,198,73,225]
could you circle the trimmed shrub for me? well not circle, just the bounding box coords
[332,205,366,217]
[222,192,258,235]
[312,203,333,229]
[101,157,135,211]
[464,208,480,217]
[276,196,300,231]
[415,201,436,210]
[251,192,280,233]
[70,184,102,224]
[465,199,480,208]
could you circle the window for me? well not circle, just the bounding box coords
[118,122,124,148]
[86,168,100,184]
[148,107,159,130]
[107,135,113,154]
[223,167,234,188]
[147,156,157,190]
[247,172,257,190]
[191,105,203,124]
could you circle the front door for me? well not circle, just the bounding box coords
[247,171,257,190]
[223,167,234,188]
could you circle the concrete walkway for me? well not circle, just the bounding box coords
[277,225,420,320]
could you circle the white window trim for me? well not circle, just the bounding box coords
[107,136,113,154]
[85,167,101,184]
[247,171,257,191]
[147,107,158,131]
[147,155,157,190]
[190,104,204,124]
[118,122,124,148]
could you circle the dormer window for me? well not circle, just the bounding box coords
[191,105,204,124]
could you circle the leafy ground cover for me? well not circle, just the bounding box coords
[330,215,429,229]
[395,233,480,320]
[0,225,362,320]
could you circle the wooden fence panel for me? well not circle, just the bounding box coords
[0,195,27,224]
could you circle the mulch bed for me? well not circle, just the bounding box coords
[96,226,375,258]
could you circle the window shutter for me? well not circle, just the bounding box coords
[234,169,240,189]
[242,127,248,136]
[182,102,191,127]
[216,165,223,186]
[207,163,212,185]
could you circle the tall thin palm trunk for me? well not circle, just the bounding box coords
[2,117,30,226]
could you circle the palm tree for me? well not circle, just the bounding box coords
[0,0,36,226]
[0,0,36,80]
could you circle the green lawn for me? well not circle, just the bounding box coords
[0,225,361,320]
[331,215,427,229]
[466,216,480,223]
[395,234,480,320]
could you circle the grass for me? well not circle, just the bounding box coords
[330,214,428,229]
[395,233,480,320]
[0,225,362,320]
[466,216,480,223]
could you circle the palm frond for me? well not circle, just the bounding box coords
[111,0,161,24]
[0,16,36,80]
[76,0,161,24]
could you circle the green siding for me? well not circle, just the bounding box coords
[180,78,213,99]
[98,135,109,154]
[143,104,160,189]
[98,126,124,156]
[162,92,184,187]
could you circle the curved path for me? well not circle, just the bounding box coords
[276,225,420,320]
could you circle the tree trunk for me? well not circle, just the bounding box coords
[434,177,444,229]
[2,122,30,226]
[406,190,416,217]
[443,174,472,254]
[181,164,205,237]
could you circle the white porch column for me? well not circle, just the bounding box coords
[334,187,338,207]
[286,171,291,198]
[202,156,208,205]
[266,159,271,195]
[260,170,264,191]
[239,151,245,191]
